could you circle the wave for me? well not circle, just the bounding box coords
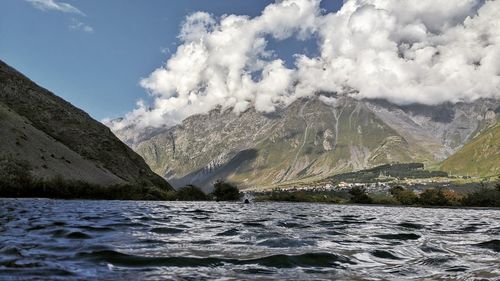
[78,250,355,268]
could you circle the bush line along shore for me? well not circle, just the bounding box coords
[1,156,498,207]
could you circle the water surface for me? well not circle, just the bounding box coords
[0,199,499,280]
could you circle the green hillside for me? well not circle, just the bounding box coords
[441,121,500,178]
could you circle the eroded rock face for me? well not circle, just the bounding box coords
[322,129,335,151]
[366,99,498,158]
[0,60,172,190]
[115,94,497,190]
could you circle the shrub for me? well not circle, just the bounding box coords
[255,189,344,203]
[389,186,404,195]
[211,180,241,201]
[371,194,400,205]
[348,186,373,204]
[175,185,207,201]
[441,189,463,206]
[418,188,449,206]
[389,186,419,205]
[462,187,500,207]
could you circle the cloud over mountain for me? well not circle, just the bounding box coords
[109,0,500,131]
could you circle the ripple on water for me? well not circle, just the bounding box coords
[475,240,500,252]
[77,226,113,232]
[371,250,402,260]
[276,221,309,228]
[257,238,316,248]
[78,250,354,268]
[325,230,344,236]
[242,222,265,227]
[216,228,239,236]
[65,231,92,239]
[398,222,425,229]
[191,240,214,245]
[446,266,469,272]
[1,199,499,281]
[374,233,421,240]
[417,256,453,266]
[105,222,147,228]
[0,246,23,257]
[150,227,184,234]
[315,220,335,227]
[420,245,447,253]
[187,209,213,214]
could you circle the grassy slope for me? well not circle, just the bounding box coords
[0,103,124,185]
[440,121,500,178]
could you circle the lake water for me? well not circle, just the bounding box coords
[0,199,499,280]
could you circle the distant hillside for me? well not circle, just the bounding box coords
[328,163,448,183]
[0,59,172,191]
[441,121,500,178]
[130,98,432,190]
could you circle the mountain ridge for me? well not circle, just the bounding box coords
[0,59,172,190]
[116,95,498,190]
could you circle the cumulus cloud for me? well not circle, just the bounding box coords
[26,0,84,15]
[110,0,500,132]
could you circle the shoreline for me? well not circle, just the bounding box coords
[2,196,499,210]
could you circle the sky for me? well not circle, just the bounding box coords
[1,0,499,134]
[0,0,342,120]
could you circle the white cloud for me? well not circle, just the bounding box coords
[69,18,93,33]
[27,0,94,33]
[109,0,500,132]
[26,0,84,15]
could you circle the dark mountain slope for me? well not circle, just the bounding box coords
[0,59,172,190]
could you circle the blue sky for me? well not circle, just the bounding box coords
[0,0,342,120]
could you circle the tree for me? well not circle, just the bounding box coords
[389,186,418,205]
[175,185,207,201]
[441,189,463,206]
[418,188,449,206]
[348,186,373,204]
[212,180,241,201]
[462,187,500,207]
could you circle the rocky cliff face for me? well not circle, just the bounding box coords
[366,100,498,159]
[120,94,497,190]
[0,60,172,190]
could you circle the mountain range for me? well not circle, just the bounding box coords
[1,58,497,193]
[115,94,499,190]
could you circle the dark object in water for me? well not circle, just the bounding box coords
[244,199,250,204]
